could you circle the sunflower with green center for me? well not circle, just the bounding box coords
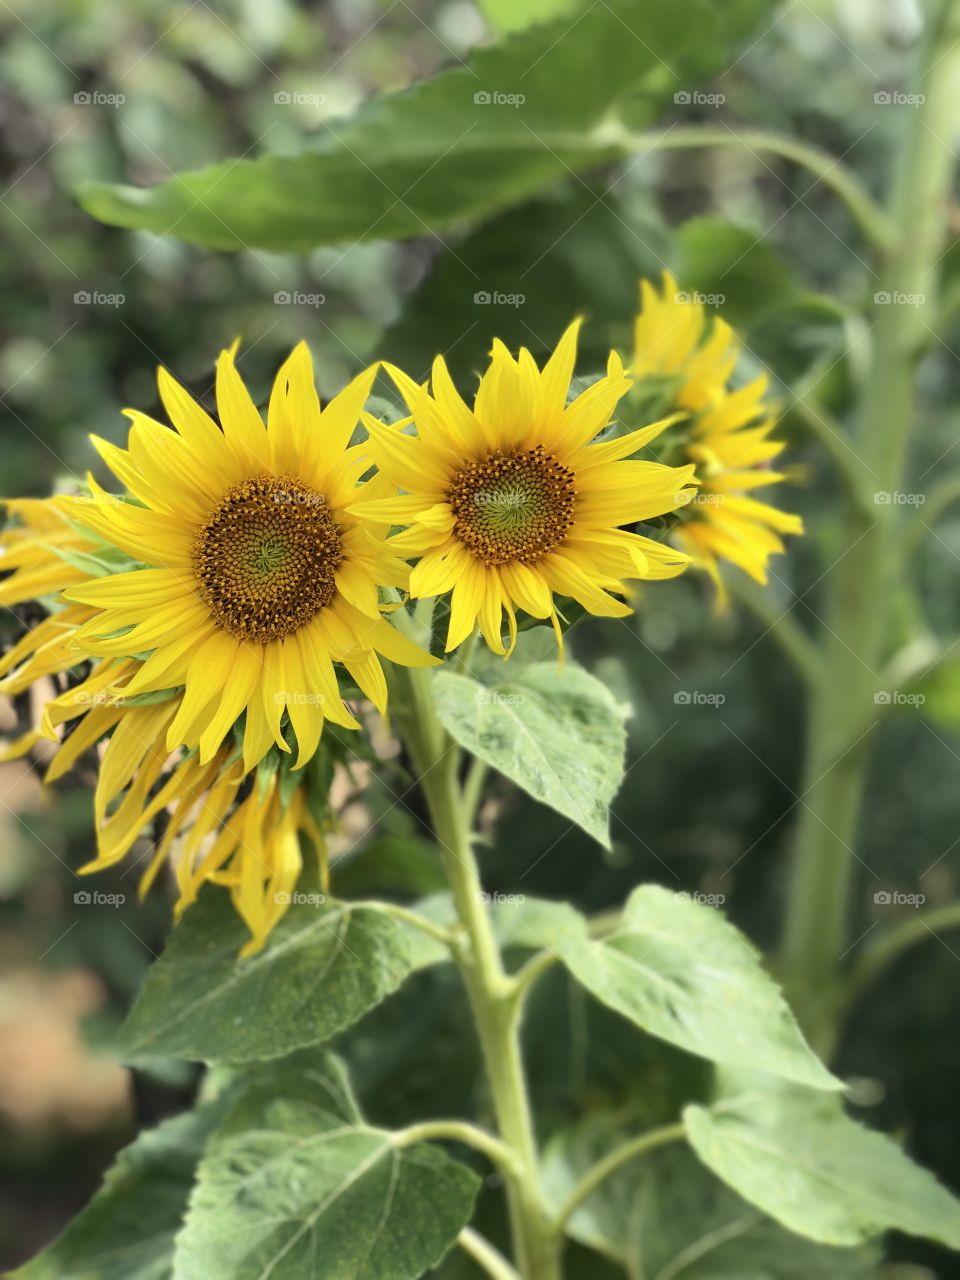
[58,341,435,772]
[352,320,696,654]
[632,271,803,604]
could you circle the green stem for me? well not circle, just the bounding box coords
[905,472,960,559]
[842,900,960,1012]
[720,573,820,688]
[458,1228,524,1280]
[554,1122,687,1230]
[601,124,892,249]
[391,655,562,1280]
[359,900,456,946]
[780,2,960,1051]
[395,1120,520,1177]
[782,382,876,518]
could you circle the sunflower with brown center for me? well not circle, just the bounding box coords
[351,321,697,654]
[56,341,436,774]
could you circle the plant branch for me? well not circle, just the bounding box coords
[553,1122,687,1231]
[600,123,893,249]
[842,900,960,1010]
[458,1228,524,1280]
[511,948,562,1007]
[782,383,876,518]
[905,472,960,559]
[395,1120,520,1177]
[721,573,820,688]
[359,900,457,946]
[463,755,489,828]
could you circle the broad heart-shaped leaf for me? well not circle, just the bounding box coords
[550,886,841,1091]
[685,1082,960,1251]
[174,1052,479,1280]
[542,1120,880,1278]
[432,659,627,847]
[13,1104,224,1280]
[118,888,414,1063]
[79,0,776,250]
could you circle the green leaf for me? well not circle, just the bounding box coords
[551,885,841,1090]
[675,216,797,327]
[118,888,415,1063]
[174,1053,479,1280]
[79,0,777,250]
[545,1124,880,1278]
[685,1084,960,1250]
[478,0,581,35]
[432,658,628,847]
[410,892,589,962]
[912,654,960,729]
[14,1105,223,1280]
[490,895,589,953]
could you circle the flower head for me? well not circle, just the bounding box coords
[1,343,436,953]
[632,272,803,604]
[353,321,696,654]
[58,341,435,773]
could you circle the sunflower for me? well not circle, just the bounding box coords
[632,272,803,604]
[351,321,696,654]
[1,345,436,953]
[57,341,436,772]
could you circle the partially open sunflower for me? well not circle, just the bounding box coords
[632,272,803,603]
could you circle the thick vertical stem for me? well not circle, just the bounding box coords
[781,0,960,1048]
[393,660,562,1280]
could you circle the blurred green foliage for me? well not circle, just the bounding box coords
[2,0,960,1275]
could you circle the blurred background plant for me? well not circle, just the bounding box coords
[2,0,960,1275]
